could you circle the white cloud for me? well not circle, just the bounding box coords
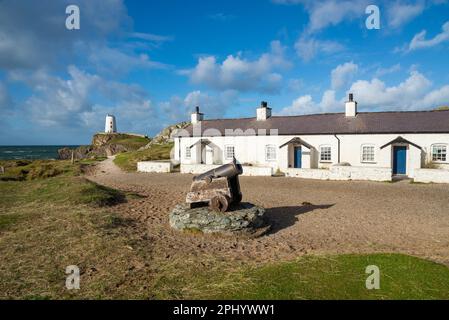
[278,70,449,115]
[331,62,358,90]
[374,64,401,77]
[387,1,425,29]
[294,35,344,62]
[11,66,156,134]
[87,45,168,75]
[183,41,291,93]
[0,0,167,74]
[347,70,449,110]
[160,90,239,123]
[127,32,173,43]
[408,21,449,51]
[277,90,338,115]
[273,0,369,33]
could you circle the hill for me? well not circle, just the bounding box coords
[58,133,151,160]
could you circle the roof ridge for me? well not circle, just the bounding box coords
[200,109,449,122]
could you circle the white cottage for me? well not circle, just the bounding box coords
[173,95,449,182]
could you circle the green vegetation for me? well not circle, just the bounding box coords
[152,253,449,300]
[105,134,151,151]
[114,142,173,171]
[435,106,449,111]
[0,158,105,181]
[1,158,448,299]
[0,160,146,299]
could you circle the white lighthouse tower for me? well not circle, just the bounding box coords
[105,114,117,133]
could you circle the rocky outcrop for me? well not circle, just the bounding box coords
[140,122,189,149]
[169,202,270,237]
[58,133,147,160]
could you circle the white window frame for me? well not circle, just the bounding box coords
[185,146,191,159]
[265,145,277,161]
[224,145,235,160]
[361,144,376,163]
[431,144,447,163]
[320,145,332,162]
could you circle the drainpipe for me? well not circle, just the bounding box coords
[334,134,341,163]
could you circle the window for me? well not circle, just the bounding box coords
[266,145,277,161]
[320,145,332,162]
[432,144,447,162]
[361,145,375,162]
[185,146,191,159]
[225,145,235,159]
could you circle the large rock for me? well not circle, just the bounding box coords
[140,122,190,150]
[58,133,147,160]
[169,202,269,237]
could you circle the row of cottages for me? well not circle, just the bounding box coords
[172,94,449,181]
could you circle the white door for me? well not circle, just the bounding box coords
[205,145,214,165]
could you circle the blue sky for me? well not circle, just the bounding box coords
[1,0,449,145]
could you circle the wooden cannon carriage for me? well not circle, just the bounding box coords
[186,159,243,212]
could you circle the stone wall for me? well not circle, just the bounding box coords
[180,164,272,176]
[285,166,392,182]
[137,161,173,173]
[414,168,449,184]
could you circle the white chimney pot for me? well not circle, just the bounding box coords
[256,101,272,121]
[345,93,357,117]
[191,106,204,124]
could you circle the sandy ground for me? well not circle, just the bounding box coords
[87,157,449,266]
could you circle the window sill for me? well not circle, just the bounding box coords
[320,161,332,163]
[361,161,377,164]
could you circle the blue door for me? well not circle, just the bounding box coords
[393,146,407,175]
[294,147,302,168]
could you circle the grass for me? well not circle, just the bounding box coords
[1,158,449,299]
[106,134,151,151]
[0,162,150,299]
[0,158,105,181]
[216,254,449,299]
[114,142,173,171]
[152,253,449,300]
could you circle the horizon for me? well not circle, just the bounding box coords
[1,0,449,145]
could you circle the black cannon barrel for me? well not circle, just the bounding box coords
[193,159,243,181]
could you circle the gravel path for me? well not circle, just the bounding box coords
[87,157,449,266]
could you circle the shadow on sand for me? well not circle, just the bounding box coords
[264,203,334,235]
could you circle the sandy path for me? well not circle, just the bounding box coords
[87,159,449,266]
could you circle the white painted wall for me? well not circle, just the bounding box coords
[284,166,392,182]
[137,161,173,173]
[175,133,449,178]
[180,164,272,176]
[414,168,449,183]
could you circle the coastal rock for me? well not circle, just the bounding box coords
[169,202,270,237]
[140,122,190,150]
[58,133,149,160]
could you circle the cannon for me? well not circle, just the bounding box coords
[186,158,243,212]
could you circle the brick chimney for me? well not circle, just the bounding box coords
[345,93,357,117]
[191,106,204,124]
[256,101,272,121]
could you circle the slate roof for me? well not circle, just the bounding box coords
[174,110,449,137]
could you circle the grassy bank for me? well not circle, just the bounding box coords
[114,143,173,171]
[105,134,151,151]
[0,158,105,181]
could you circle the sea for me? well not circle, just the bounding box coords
[0,146,80,160]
